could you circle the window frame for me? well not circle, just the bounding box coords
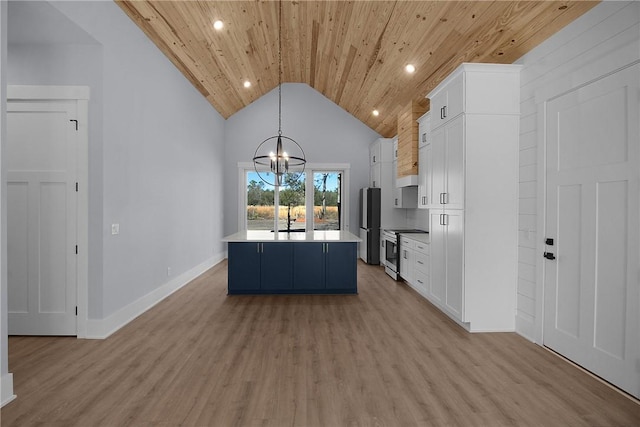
[238,162,350,232]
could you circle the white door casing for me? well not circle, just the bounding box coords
[543,64,640,398]
[6,86,89,337]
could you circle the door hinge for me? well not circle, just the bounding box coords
[75,306,78,316]
[76,182,79,192]
[75,245,78,254]
[70,119,78,131]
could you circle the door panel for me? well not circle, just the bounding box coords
[429,212,445,304]
[294,243,325,290]
[7,101,78,336]
[430,128,445,209]
[7,182,29,313]
[445,116,465,209]
[326,243,356,291]
[40,180,69,313]
[228,243,261,292]
[444,210,464,320]
[555,184,582,338]
[261,243,293,290]
[544,64,639,398]
[594,180,628,359]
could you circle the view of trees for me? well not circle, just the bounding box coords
[247,173,339,210]
[247,173,340,228]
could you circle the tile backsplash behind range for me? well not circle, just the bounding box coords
[406,208,429,231]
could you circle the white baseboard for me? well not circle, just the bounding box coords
[1,373,16,407]
[85,253,224,339]
[515,313,536,342]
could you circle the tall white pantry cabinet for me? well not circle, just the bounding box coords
[426,63,521,332]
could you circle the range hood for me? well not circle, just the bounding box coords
[396,174,418,187]
[396,100,425,188]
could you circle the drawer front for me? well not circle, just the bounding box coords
[414,241,429,255]
[414,270,429,294]
[400,237,415,249]
[415,251,429,274]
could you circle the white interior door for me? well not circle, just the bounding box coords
[543,64,639,398]
[7,100,78,335]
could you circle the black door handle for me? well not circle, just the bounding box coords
[544,252,556,260]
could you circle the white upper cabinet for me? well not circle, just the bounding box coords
[370,138,393,166]
[417,112,430,149]
[418,144,431,209]
[417,112,431,209]
[429,63,520,131]
[428,115,465,210]
[370,163,381,188]
[430,72,463,129]
[392,137,398,161]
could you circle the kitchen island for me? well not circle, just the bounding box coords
[222,230,362,294]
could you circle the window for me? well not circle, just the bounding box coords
[246,171,275,230]
[240,163,350,232]
[313,172,341,230]
[246,171,306,231]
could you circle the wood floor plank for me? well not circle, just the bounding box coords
[2,260,639,426]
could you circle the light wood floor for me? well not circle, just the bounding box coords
[2,260,639,426]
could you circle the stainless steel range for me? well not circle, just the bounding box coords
[382,229,427,280]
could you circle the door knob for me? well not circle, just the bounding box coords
[543,252,556,260]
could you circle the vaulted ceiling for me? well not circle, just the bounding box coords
[116,1,598,137]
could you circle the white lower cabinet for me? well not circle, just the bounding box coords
[399,237,414,284]
[399,234,430,298]
[429,210,463,320]
[413,244,429,294]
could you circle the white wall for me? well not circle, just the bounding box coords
[224,83,380,236]
[4,1,226,334]
[48,0,226,323]
[514,1,640,341]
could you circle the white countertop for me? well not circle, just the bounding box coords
[399,232,430,244]
[223,230,362,243]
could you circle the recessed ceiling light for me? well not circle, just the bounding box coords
[213,20,224,30]
[243,80,252,88]
[372,110,380,116]
[405,64,416,73]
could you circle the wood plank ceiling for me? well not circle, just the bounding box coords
[116,1,598,138]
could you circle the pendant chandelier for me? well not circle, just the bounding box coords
[252,0,306,187]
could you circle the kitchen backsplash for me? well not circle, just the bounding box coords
[406,207,429,231]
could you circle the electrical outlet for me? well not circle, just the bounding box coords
[111,224,120,235]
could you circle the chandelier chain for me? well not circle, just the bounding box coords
[278,0,282,136]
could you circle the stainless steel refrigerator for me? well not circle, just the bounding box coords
[359,187,381,264]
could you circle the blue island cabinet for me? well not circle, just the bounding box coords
[228,241,357,294]
[292,242,357,293]
[227,242,293,294]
